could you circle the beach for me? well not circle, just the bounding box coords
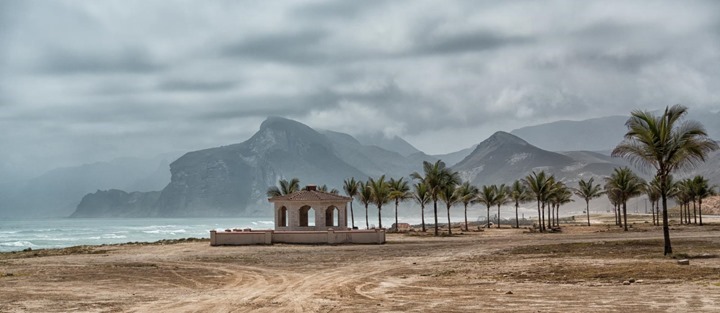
[1,219,719,312]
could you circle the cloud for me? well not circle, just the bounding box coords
[1,0,719,177]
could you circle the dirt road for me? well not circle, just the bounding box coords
[1,223,719,312]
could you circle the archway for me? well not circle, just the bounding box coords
[326,206,339,227]
[299,205,316,227]
[278,206,288,227]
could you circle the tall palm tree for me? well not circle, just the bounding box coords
[523,171,553,232]
[411,160,459,236]
[612,105,718,255]
[412,182,431,232]
[477,185,496,229]
[509,180,531,228]
[439,183,460,235]
[388,177,412,232]
[572,177,605,226]
[357,181,373,229]
[493,184,510,228]
[605,167,646,231]
[692,175,716,226]
[456,181,479,231]
[343,178,360,229]
[267,177,301,197]
[368,175,391,229]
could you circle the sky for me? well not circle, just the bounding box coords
[1,0,720,179]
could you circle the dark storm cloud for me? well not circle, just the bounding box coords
[1,0,719,178]
[38,48,165,75]
[157,80,238,92]
[222,30,330,65]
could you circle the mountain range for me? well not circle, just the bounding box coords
[3,111,718,219]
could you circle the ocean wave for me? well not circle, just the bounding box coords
[0,241,37,247]
[142,229,187,234]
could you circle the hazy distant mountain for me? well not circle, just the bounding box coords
[453,131,626,187]
[510,110,720,152]
[355,133,422,157]
[0,155,176,218]
[73,117,436,218]
[677,148,720,186]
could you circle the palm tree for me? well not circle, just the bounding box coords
[477,185,496,229]
[456,181,479,231]
[612,105,718,255]
[357,181,373,229]
[368,175,391,229]
[266,178,300,197]
[315,184,340,194]
[412,182,431,232]
[674,180,692,225]
[549,182,573,227]
[692,176,716,226]
[343,178,360,229]
[606,187,622,227]
[439,183,460,235]
[388,177,412,232]
[573,177,605,226]
[411,160,459,236]
[509,180,531,228]
[605,167,646,231]
[523,171,553,232]
[492,184,510,228]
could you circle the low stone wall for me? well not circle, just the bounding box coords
[209,229,385,246]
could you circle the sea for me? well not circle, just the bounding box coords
[0,216,422,252]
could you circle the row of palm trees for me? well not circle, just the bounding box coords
[267,105,717,255]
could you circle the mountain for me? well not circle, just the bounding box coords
[452,131,626,187]
[73,117,435,218]
[510,110,720,152]
[510,115,628,152]
[355,133,422,157]
[0,154,176,219]
[433,145,477,167]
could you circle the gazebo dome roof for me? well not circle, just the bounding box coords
[268,190,352,202]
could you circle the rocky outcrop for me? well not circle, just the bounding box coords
[71,189,161,217]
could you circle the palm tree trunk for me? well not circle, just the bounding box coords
[548,204,553,228]
[515,202,519,228]
[623,201,628,231]
[698,199,704,226]
[421,204,426,232]
[661,191,672,255]
[394,200,399,232]
[536,200,541,231]
[651,200,656,226]
[586,199,591,226]
[497,204,501,228]
[687,203,692,224]
[378,205,383,229]
[464,203,469,231]
[555,204,560,227]
[447,204,452,235]
[365,204,369,230]
[541,202,546,232]
[487,205,491,229]
[618,204,623,229]
[350,202,355,229]
[693,200,697,225]
[433,200,439,236]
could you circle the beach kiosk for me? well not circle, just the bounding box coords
[210,185,385,245]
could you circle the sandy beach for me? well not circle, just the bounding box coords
[1,217,719,313]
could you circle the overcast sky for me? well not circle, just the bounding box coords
[1,0,719,179]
